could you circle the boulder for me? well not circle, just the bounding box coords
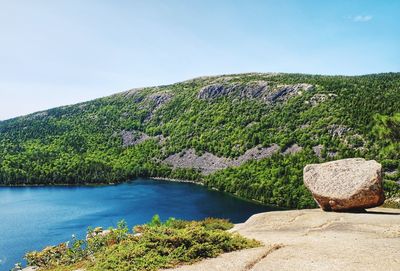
[303,158,385,211]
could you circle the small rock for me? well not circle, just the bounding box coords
[86,228,111,240]
[303,158,385,211]
[328,124,351,138]
[312,145,323,158]
[282,144,303,155]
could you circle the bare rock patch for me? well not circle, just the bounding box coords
[121,130,150,147]
[305,93,337,106]
[327,124,351,138]
[163,149,230,175]
[198,81,313,103]
[266,83,313,103]
[147,92,173,109]
[230,144,280,167]
[163,144,280,175]
[312,145,323,158]
[282,144,303,155]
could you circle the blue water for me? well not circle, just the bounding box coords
[0,179,277,270]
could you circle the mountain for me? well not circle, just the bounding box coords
[1,73,399,208]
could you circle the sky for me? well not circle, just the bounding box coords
[0,0,399,120]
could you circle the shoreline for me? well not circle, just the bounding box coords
[149,177,204,186]
[150,177,278,208]
[0,177,280,208]
[0,176,203,188]
[0,182,117,187]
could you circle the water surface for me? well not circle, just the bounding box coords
[0,179,278,270]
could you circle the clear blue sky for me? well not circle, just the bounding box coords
[0,0,399,120]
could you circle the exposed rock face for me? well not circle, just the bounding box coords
[143,91,173,121]
[118,88,173,109]
[229,144,280,167]
[147,92,173,108]
[164,149,230,175]
[121,130,150,147]
[303,158,385,211]
[266,83,313,103]
[198,82,313,103]
[198,81,269,100]
[163,144,280,175]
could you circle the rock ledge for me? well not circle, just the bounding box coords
[169,208,400,271]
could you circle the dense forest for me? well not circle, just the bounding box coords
[0,73,399,208]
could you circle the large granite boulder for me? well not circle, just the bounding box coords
[303,158,385,211]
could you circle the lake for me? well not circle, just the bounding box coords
[0,178,278,270]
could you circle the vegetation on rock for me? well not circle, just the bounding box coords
[25,216,260,271]
[1,73,399,208]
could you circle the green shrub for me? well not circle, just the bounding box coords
[384,180,400,198]
[200,218,233,231]
[25,217,260,271]
[25,243,69,268]
[90,220,259,271]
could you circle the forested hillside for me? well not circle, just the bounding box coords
[1,73,399,208]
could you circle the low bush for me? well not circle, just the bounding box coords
[25,216,260,271]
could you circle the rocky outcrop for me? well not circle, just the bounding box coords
[143,91,173,121]
[147,92,173,109]
[265,83,313,103]
[198,82,313,103]
[168,208,400,271]
[198,81,269,100]
[303,158,385,211]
